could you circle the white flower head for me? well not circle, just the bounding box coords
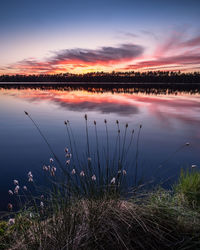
[66,153,72,158]
[14,185,20,194]
[66,159,70,165]
[13,180,19,185]
[65,147,69,153]
[28,171,33,182]
[23,186,27,191]
[71,169,76,175]
[191,165,197,168]
[52,167,56,172]
[28,171,33,178]
[50,158,54,163]
[43,165,48,171]
[8,190,13,195]
[28,177,33,182]
[91,174,96,181]
[8,218,15,226]
[80,171,85,177]
[185,142,190,146]
[40,201,44,208]
[123,170,127,175]
[111,177,116,184]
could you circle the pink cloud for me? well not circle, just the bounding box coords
[4,44,144,74]
[123,32,200,71]
[2,31,200,74]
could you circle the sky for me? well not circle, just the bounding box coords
[0,0,200,74]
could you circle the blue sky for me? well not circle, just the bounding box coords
[1,0,200,74]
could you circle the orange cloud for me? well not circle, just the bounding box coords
[2,32,200,74]
[3,44,144,74]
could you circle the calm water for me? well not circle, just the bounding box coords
[0,85,200,210]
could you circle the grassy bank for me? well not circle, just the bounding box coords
[0,114,199,249]
[1,174,200,250]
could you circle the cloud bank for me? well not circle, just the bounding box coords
[4,44,144,74]
[2,32,200,74]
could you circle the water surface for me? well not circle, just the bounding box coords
[0,85,200,210]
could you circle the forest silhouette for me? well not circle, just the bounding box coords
[1,71,200,83]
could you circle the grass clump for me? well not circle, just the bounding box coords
[0,221,15,250]
[0,221,8,249]
[174,169,200,209]
[2,195,200,250]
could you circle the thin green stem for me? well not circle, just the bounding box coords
[105,120,109,187]
[24,111,64,172]
[121,124,128,162]
[94,121,101,184]
[134,125,142,186]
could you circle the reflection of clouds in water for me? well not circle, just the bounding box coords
[145,95,200,128]
[1,88,200,124]
[53,99,139,115]
[149,104,200,130]
[162,110,200,126]
[125,94,200,109]
[1,89,140,116]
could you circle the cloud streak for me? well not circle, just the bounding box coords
[4,44,144,74]
[125,53,200,70]
[124,33,200,71]
[180,35,200,47]
[2,31,200,74]
[52,44,144,64]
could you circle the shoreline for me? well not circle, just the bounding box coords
[0,82,200,90]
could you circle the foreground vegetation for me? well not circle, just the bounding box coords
[1,176,200,250]
[0,114,199,249]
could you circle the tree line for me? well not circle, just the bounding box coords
[0,71,200,83]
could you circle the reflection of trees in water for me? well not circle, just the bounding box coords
[0,84,200,95]
[1,85,199,123]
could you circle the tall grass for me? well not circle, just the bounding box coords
[1,113,199,250]
[25,112,141,201]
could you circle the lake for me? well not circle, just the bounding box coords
[0,84,200,210]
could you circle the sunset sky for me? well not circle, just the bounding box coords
[1,0,200,74]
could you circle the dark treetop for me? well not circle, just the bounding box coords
[1,71,200,83]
